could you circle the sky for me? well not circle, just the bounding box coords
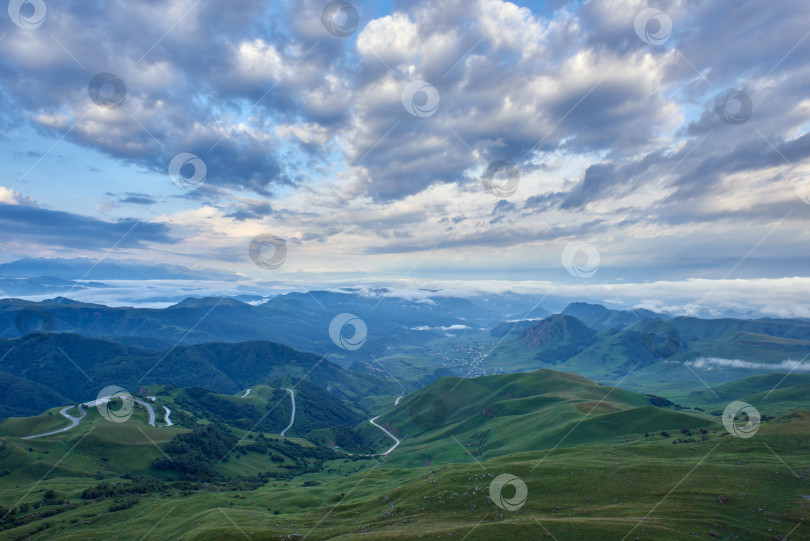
[1,0,809,314]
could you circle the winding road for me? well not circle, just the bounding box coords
[280,388,295,437]
[343,395,404,457]
[163,405,173,426]
[22,396,170,438]
[368,415,401,455]
[134,399,156,427]
[241,389,252,398]
[23,405,86,440]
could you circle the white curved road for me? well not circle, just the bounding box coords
[280,388,295,437]
[241,389,252,398]
[23,405,86,440]
[369,416,401,455]
[22,395,178,438]
[163,405,173,427]
[134,399,156,426]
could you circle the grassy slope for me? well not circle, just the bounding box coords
[1,412,808,540]
[372,370,713,467]
[2,369,810,539]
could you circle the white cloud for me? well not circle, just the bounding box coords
[686,357,810,372]
[0,187,36,206]
[410,324,471,331]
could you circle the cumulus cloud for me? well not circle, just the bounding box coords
[0,0,809,300]
[0,187,36,206]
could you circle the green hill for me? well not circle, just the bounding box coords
[374,369,713,466]
[1,367,809,540]
[681,373,810,405]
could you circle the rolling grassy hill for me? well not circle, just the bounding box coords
[372,369,714,467]
[0,383,808,539]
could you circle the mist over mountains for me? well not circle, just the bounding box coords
[2,258,809,321]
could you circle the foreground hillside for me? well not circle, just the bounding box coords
[375,369,712,466]
[1,367,808,539]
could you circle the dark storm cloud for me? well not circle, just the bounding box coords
[0,203,176,249]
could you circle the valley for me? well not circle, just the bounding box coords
[2,1,807,538]
[0,293,808,540]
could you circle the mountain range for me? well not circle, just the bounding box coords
[1,291,809,540]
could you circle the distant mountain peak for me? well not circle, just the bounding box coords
[45,296,82,305]
[519,314,597,350]
[563,302,611,314]
[562,302,667,331]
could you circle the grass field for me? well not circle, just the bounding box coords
[1,369,808,540]
[1,413,808,539]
